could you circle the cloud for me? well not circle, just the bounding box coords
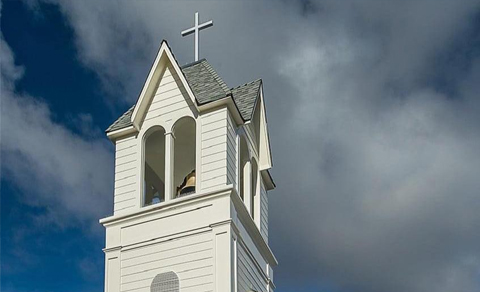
[25,1,480,292]
[1,33,113,230]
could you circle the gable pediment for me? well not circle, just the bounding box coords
[131,41,198,130]
[143,64,198,126]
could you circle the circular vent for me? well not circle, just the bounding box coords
[150,271,179,292]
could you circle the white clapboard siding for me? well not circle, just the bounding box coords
[237,243,267,292]
[113,65,197,215]
[144,66,195,123]
[120,231,214,292]
[114,136,138,214]
[260,179,269,242]
[236,218,268,273]
[201,108,230,190]
[226,113,237,189]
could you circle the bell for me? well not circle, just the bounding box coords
[177,170,196,197]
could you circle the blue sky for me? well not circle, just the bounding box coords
[1,2,108,291]
[2,1,480,292]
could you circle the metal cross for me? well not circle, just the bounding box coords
[181,12,213,62]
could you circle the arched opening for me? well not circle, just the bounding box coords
[151,271,179,292]
[143,127,166,206]
[173,117,196,198]
[251,158,258,220]
[239,135,249,201]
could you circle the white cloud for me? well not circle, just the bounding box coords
[1,34,113,229]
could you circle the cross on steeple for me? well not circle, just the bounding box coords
[181,12,213,62]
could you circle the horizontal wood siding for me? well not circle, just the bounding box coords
[201,109,228,190]
[237,243,267,292]
[226,113,237,189]
[114,135,138,214]
[120,231,214,292]
[260,179,269,242]
[144,65,194,124]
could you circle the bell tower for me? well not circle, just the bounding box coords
[101,40,276,292]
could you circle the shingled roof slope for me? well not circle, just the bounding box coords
[231,79,261,121]
[105,105,135,132]
[181,59,230,104]
[106,60,261,133]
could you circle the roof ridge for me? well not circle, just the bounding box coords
[181,58,206,69]
[107,58,263,133]
[199,61,230,93]
[230,78,262,90]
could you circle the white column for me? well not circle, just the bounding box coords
[232,235,238,292]
[104,248,121,292]
[195,117,202,193]
[212,223,233,292]
[236,135,241,196]
[243,161,252,214]
[165,132,175,201]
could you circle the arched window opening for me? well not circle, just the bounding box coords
[173,117,196,198]
[151,271,179,292]
[251,159,258,220]
[239,135,249,201]
[144,127,166,206]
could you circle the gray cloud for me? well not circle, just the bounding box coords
[25,1,480,291]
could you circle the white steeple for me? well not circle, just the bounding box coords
[101,40,276,292]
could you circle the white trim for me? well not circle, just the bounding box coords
[131,41,198,130]
[198,95,244,126]
[106,125,137,141]
[230,188,278,267]
[102,246,121,253]
[100,184,233,225]
[140,125,168,208]
[256,87,273,171]
[121,226,212,252]
[233,235,238,292]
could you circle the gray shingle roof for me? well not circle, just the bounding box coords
[231,79,261,121]
[181,59,230,104]
[105,105,134,133]
[106,59,261,133]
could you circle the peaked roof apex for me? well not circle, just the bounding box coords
[130,39,197,129]
[106,45,263,134]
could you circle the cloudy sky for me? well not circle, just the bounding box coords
[2,1,480,291]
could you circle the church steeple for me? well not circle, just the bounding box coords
[101,40,276,292]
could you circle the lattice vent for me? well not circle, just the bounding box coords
[150,271,179,292]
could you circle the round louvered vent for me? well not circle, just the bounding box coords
[150,271,179,292]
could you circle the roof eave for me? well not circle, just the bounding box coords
[198,93,245,126]
[260,169,276,191]
[106,125,137,142]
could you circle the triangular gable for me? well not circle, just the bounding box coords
[251,85,273,170]
[131,41,198,130]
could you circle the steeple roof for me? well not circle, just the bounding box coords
[231,79,262,121]
[106,59,261,133]
[181,59,230,103]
